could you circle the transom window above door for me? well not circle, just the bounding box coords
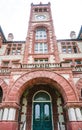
[34,91,51,101]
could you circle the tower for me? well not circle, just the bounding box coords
[0,2,82,130]
[23,2,60,64]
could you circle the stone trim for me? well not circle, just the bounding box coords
[76,78,82,99]
[6,70,78,103]
[0,78,8,101]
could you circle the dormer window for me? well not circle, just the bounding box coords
[61,42,79,53]
[6,43,21,55]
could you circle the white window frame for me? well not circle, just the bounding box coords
[35,29,47,40]
[35,43,48,53]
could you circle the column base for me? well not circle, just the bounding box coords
[67,121,82,130]
[0,121,18,130]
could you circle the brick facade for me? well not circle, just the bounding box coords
[0,2,82,130]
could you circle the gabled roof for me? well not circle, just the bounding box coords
[0,26,6,42]
[77,26,82,40]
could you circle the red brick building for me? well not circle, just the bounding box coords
[0,2,82,130]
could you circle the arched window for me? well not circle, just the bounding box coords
[34,28,48,54]
[0,87,3,103]
[35,28,47,40]
[34,91,50,101]
[35,104,40,120]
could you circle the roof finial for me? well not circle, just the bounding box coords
[70,31,76,39]
[7,33,14,41]
[31,3,33,6]
[48,2,51,5]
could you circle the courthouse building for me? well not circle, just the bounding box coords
[0,2,82,130]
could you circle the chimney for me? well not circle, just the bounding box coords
[40,2,42,4]
[8,33,14,41]
[70,31,76,39]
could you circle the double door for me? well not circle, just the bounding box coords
[33,102,52,130]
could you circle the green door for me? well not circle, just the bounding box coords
[33,92,52,130]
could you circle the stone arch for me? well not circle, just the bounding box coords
[0,78,8,101]
[32,23,50,31]
[6,70,78,103]
[76,78,82,98]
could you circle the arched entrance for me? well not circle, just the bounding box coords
[19,82,67,130]
[6,70,78,130]
[33,91,52,130]
[7,70,78,102]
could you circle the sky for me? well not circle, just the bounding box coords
[0,0,82,40]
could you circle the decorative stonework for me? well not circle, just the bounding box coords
[6,70,78,103]
[76,78,82,99]
[0,78,8,101]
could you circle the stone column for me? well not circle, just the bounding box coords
[0,104,19,130]
[68,108,76,121]
[8,108,16,120]
[0,109,3,120]
[2,108,9,120]
[57,97,65,130]
[75,108,82,121]
[20,97,27,130]
[1,108,16,121]
[67,107,82,130]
